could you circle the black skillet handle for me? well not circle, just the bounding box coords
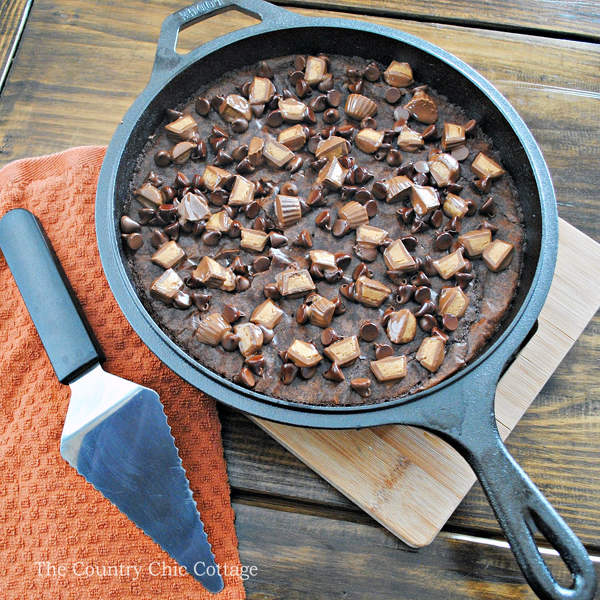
[0,209,104,384]
[152,0,293,79]
[460,425,597,600]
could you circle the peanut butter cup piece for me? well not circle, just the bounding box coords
[263,137,295,168]
[165,115,198,142]
[482,239,514,272]
[417,336,445,372]
[344,94,378,121]
[240,228,270,252]
[438,286,470,318]
[471,153,505,180]
[151,240,186,269]
[287,340,323,368]
[355,128,384,154]
[276,268,316,298]
[234,322,264,357]
[459,229,492,257]
[386,309,417,345]
[196,313,231,346]
[324,335,361,367]
[433,249,467,280]
[405,91,437,125]
[354,276,391,308]
[370,355,407,382]
[383,61,414,87]
[441,123,466,150]
[275,194,303,228]
[219,94,252,122]
[150,268,184,305]
[278,124,307,152]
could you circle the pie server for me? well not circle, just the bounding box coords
[0,208,224,594]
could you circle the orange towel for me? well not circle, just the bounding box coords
[0,147,245,599]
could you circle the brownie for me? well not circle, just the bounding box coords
[122,53,524,406]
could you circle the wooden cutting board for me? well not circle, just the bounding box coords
[251,219,600,547]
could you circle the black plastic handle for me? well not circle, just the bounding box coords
[0,209,103,384]
[451,419,597,600]
[151,0,293,79]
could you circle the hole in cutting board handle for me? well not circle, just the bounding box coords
[176,8,261,54]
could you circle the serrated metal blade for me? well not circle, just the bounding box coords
[61,364,223,594]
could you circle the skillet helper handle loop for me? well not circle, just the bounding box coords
[469,436,597,600]
[0,209,104,384]
[152,0,291,79]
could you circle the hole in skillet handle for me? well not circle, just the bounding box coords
[176,9,261,54]
[453,422,597,600]
[152,0,293,79]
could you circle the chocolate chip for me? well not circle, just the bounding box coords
[281,362,299,385]
[231,118,249,134]
[396,283,415,305]
[264,283,282,300]
[348,80,364,94]
[122,232,143,251]
[364,199,378,218]
[399,235,417,252]
[151,229,169,248]
[354,242,378,262]
[257,60,274,79]
[269,231,288,248]
[464,119,477,135]
[413,172,428,186]
[360,117,377,130]
[473,177,492,194]
[339,282,355,301]
[172,290,192,310]
[354,189,372,205]
[353,262,373,280]
[414,300,436,317]
[318,74,334,92]
[480,196,496,217]
[235,276,251,293]
[220,332,239,351]
[213,150,234,166]
[351,378,371,398]
[385,87,402,104]
[235,158,254,174]
[324,268,343,284]
[286,156,303,173]
[293,229,312,248]
[354,167,374,185]
[154,150,172,167]
[289,70,304,85]
[413,286,431,304]
[234,366,256,388]
[412,271,431,287]
[360,322,379,342]
[300,366,317,380]
[432,327,449,343]
[294,55,306,71]
[210,95,225,111]
[411,216,428,234]
[326,89,341,108]
[120,215,141,234]
[386,149,403,167]
[444,216,462,234]
[304,107,317,124]
[478,220,499,234]
[420,314,437,332]
[267,110,283,127]
[364,62,380,82]
[394,106,411,122]
[222,305,244,323]
[452,145,470,161]
[332,219,351,237]
[260,325,275,344]
[456,272,474,289]
[163,222,180,240]
[435,231,454,251]
[374,343,394,360]
[191,96,210,116]
[162,185,177,202]
[230,256,247,275]
[450,241,464,253]
[322,362,344,382]
[201,230,221,246]
[253,255,271,273]
[210,189,229,207]
[370,181,387,201]
[340,186,357,201]
[295,303,310,324]
[138,208,155,225]
[245,354,265,376]
[465,198,478,217]
[323,108,340,124]
[442,314,459,332]
[308,94,327,113]
[296,79,311,98]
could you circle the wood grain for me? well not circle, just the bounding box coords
[233,500,600,600]
[279,0,600,42]
[0,0,31,90]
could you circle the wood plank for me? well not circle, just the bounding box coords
[233,500,600,600]
[0,0,31,91]
[279,0,600,43]
[0,3,599,244]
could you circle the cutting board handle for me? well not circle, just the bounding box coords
[0,209,104,384]
[454,420,597,600]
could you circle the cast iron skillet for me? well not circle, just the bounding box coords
[96,1,597,598]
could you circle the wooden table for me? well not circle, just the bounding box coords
[1,1,599,598]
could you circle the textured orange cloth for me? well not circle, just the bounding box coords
[0,147,245,599]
